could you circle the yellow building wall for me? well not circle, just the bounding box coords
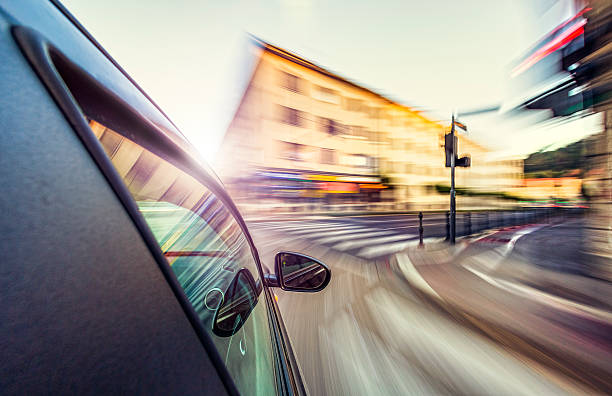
[215,42,525,208]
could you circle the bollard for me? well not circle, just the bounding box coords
[418,211,424,248]
[445,211,450,241]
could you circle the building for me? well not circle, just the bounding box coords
[513,177,583,201]
[215,37,523,213]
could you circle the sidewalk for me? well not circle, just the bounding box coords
[393,222,612,393]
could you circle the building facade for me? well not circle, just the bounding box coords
[215,38,523,212]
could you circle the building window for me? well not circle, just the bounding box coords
[280,142,303,161]
[367,156,378,169]
[368,107,380,119]
[345,98,363,111]
[321,149,336,165]
[313,86,340,104]
[281,71,300,93]
[349,126,366,139]
[320,117,342,135]
[279,106,303,127]
[342,154,369,168]
[319,117,329,132]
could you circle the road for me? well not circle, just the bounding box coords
[247,212,600,395]
[409,217,612,392]
[248,210,546,260]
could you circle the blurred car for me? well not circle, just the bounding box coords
[0,0,330,394]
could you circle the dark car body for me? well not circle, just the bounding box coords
[0,1,323,394]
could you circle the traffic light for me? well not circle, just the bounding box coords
[445,133,471,167]
[456,155,471,167]
[444,133,457,167]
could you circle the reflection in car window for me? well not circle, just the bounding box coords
[90,120,276,395]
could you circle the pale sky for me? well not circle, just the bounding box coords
[62,0,602,163]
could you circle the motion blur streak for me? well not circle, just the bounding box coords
[210,0,612,393]
[250,216,608,395]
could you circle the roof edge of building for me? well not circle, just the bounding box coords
[248,34,442,125]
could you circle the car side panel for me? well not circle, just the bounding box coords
[0,16,228,395]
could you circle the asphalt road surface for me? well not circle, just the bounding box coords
[409,218,612,392]
[247,213,595,395]
[248,210,544,259]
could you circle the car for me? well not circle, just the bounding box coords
[0,0,330,394]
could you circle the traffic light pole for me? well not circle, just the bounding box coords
[450,114,456,244]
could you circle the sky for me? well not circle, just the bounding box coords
[62,0,602,162]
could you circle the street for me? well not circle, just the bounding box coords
[247,212,610,394]
[248,210,550,259]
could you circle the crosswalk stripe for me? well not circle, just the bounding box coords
[334,234,417,251]
[288,226,370,237]
[249,220,428,258]
[315,230,395,244]
[269,222,354,230]
[357,237,443,258]
[255,222,346,231]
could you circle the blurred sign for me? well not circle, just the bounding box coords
[341,154,368,167]
[305,174,338,181]
[337,176,380,183]
[259,171,302,180]
[359,183,386,189]
[321,182,359,193]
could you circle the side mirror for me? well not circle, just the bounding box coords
[212,269,259,337]
[271,252,331,292]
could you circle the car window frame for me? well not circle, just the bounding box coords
[11,14,312,392]
[91,121,285,394]
[10,24,282,396]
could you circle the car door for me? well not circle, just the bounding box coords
[5,6,292,393]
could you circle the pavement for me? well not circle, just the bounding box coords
[398,218,612,393]
[247,213,605,395]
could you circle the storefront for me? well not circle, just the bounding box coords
[245,169,387,204]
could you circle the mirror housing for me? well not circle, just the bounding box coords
[272,252,331,292]
[212,269,259,337]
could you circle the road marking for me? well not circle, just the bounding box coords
[316,230,395,244]
[395,252,442,300]
[257,225,357,236]
[263,223,352,231]
[357,238,443,259]
[294,227,374,238]
[334,234,417,251]
[464,265,612,323]
[502,225,545,256]
[352,217,444,224]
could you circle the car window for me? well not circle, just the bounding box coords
[90,120,277,395]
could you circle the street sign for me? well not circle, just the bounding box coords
[454,120,467,131]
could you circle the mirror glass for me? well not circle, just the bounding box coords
[277,252,330,291]
[212,269,258,337]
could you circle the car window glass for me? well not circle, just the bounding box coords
[91,120,276,395]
